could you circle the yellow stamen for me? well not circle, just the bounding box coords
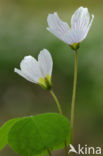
[39,75,52,89]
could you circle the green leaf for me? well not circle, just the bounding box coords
[8,113,70,156]
[0,118,20,150]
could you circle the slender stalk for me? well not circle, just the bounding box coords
[70,50,78,144]
[47,149,52,156]
[49,90,63,114]
[49,90,68,155]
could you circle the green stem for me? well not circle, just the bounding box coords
[49,90,68,155]
[47,149,52,156]
[50,90,63,114]
[70,50,78,144]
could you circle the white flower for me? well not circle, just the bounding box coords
[14,49,53,89]
[47,7,94,49]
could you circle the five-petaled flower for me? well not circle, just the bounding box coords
[14,49,53,90]
[47,7,94,50]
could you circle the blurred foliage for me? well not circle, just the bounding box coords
[0,0,103,156]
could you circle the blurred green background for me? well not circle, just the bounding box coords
[0,0,103,155]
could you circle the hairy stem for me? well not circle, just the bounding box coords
[70,50,78,144]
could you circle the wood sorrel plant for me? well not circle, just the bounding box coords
[0,6,94,156]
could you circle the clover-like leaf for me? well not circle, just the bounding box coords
[0,118,21,150]
[0,113,70,156]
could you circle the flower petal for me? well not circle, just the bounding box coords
[15,56,42,83]
[70,7,94,43]
[14,68,36,83]
[81,14,94,41]
[64,29,82,44]
[71,7,90,30]
[47,12,70,43]
[38,49,53,77]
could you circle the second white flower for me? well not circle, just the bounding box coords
[14,49,53,89]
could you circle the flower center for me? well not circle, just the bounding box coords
[39,75,52,90]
